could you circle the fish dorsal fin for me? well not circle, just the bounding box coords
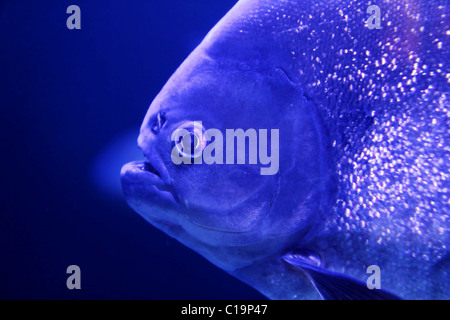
[282,250,401,300]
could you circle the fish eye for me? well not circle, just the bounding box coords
[151,112,167,134]
[174,122,207,159]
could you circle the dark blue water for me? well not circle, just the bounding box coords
[0,0,265,299]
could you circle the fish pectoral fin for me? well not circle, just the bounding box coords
[282,251,401,300]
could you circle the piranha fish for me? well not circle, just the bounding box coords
[121,0,449,300]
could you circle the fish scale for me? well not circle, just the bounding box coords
[227,1,449,298]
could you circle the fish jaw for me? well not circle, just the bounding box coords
[120,161,181,225]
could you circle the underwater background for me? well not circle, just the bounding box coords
[0,0,265,299]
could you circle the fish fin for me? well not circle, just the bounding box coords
[282,251,401,300]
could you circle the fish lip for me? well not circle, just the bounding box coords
[139,147,173,187]
[138,136,172,187]
[136,161,169,189]
[120,160,178,204]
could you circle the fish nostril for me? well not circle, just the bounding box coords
[151,111,167,134]
[151,117,160,134]
[151,124,159,134]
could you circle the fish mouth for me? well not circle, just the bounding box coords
[120,159,178,208]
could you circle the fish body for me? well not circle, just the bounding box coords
[121,0,449,299]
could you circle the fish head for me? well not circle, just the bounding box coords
[121,12,333,272]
